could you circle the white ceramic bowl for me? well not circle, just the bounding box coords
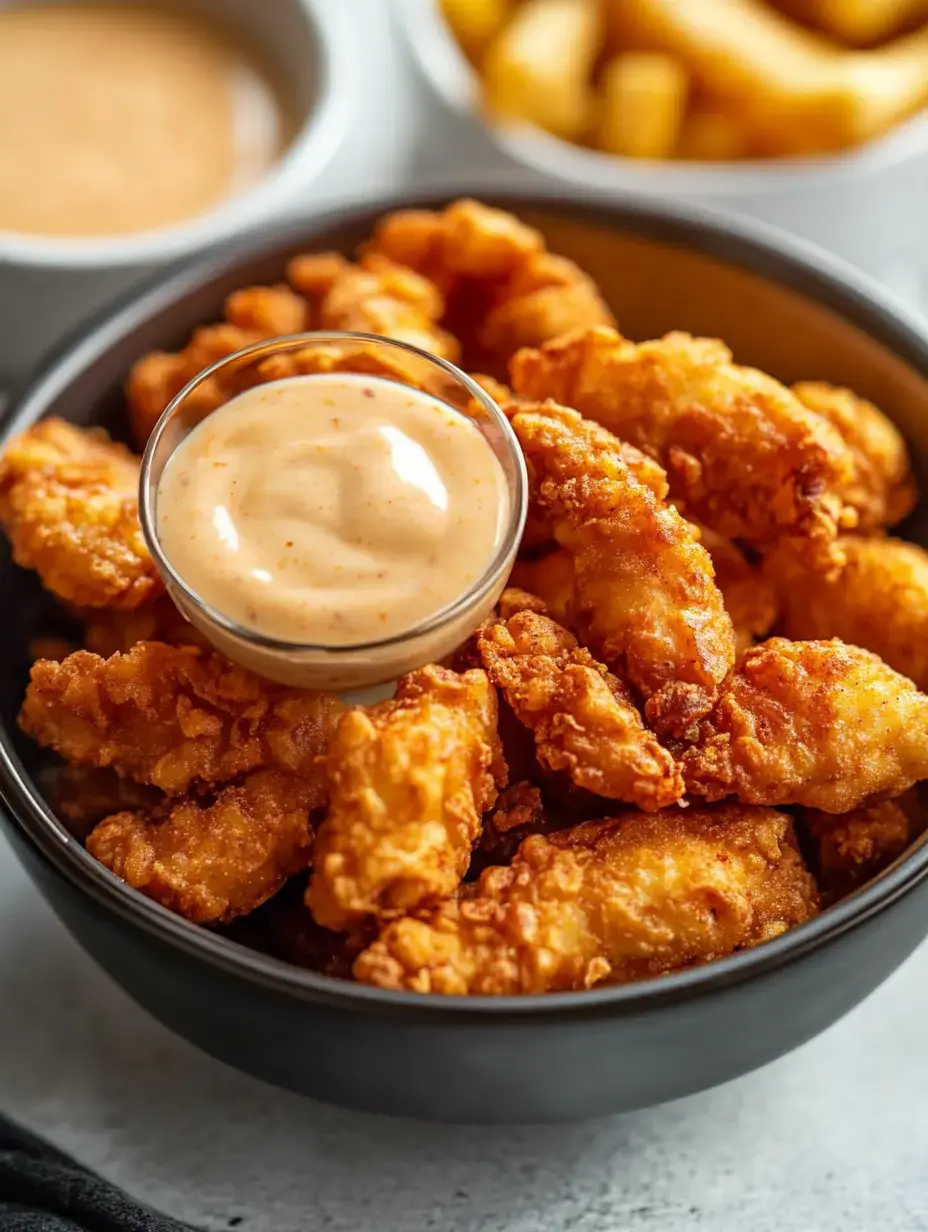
[0,0,352,387]
[396,0,928,302]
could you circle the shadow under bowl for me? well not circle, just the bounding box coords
[3,185,928,1123]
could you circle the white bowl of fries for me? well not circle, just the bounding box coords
[398,0,928,293]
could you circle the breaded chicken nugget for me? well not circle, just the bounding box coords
[766,536,928,690]
[0,419,161,609]
[307,665,505,930]
[682,638,928,812]
[353,805,819,995]
[20,642,342,796]
[792,381,915,530]
[510,327,857,571]
[695,524,779,655]
[126,284,308,444]
[800,795,920,899]
[478,610,683,809]
[87,769,317,923]
[512,401,736,735]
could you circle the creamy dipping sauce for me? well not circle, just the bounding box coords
[0,3,292,238]
[156,374,510,646]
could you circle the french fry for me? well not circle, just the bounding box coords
[675,106,752,161]
[789,0,928,47]
[483,0,602,140]
[605,0,928,153]
[594,52,688,159]
[441,0,513,59]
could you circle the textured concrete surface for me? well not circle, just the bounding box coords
[3,2,928,1228]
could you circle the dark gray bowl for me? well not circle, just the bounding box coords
[3,187,928,1124]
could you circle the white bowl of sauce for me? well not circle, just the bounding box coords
[139,332,528,692]
[0,0,350,385]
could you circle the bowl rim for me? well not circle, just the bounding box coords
[394,0,928,194]
[0,0,352,268]
[5,180,928,1021]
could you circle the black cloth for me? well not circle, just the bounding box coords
[0,1115,190,1231]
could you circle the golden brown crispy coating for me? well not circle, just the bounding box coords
[478,610,683,810]
[509,549,576,627]
[87,770,317,924]
[766,536,928,691]
[125,285,308,444]
[83,594,210,657]
[800,796,918,899]
[354,805,820,995]
[695,524,779,655]
[682,638,928,812]
[49,764,162,839]
[20,642,342,796]
[307,665,505,931]
[510,327,857,571]
[792,381,916,530]
[512,401,735,735]
[0,419,161,610]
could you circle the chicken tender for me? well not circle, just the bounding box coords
[20,642,342,797]
[49,764,162,839]
[682,638,928,812]
[766,536,928,691]
[512,401,735,735]
[307,665,505,930]
[792,381,915,530]
[354,805,819,995]
[83,594,210,657]
[695,524,778,655]
[87,770,317,924]
[509,548,576,627]
[510,327,857,571]
[0,419,161,609]
[125,284,309,444]
[478,610,683,809]
[800,795,919,899]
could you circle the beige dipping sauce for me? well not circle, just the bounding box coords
[0,2,291,238]
[157,374,510,647]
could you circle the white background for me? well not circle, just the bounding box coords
[3,3,928,1229]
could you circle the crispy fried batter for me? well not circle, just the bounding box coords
[695,524,779,655]
[510,327,857,571]
[792,381,916,530]
[509,549,576,627]
[478,610,683,809]
[682,638,928,812]
[49,764,162,839]
[87,770,317,924]
[354,805,819,995]
[766,536,928,691]
[125,285,309,444]
[20,642,342,796]
[307,665,505,930]
[0,419,161,609]
[512,401,735,735]
[83,594,209,657]
[800,795,919,899]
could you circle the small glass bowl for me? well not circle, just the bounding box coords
[139,331,528,692]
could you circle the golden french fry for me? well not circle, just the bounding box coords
[789,0,928,47]
[441,0,513,59]
[675,106,752,161]
[483,0,602,140]
[594,52,688,158]
[605,0,928,153]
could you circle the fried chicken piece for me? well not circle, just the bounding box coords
[695,524,779,655]
[83,594,209,657]
[20,642,342,796]
[125,284,309,444]
[800,795,918,899]
[792,381,915,530]
[510,327,857,571]
[354,805,820,995]
[681,638,928,812]
[512,401,735,735]
[369,200,614,367]
[0,419,161,609]
[49,764,162,840]
[509,549,576,626]
[766,536,928,691]
[307,665,505,930]
[478,610,683,810]
[87,770,317,924]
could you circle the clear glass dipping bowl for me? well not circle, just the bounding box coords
[139,330,528,692]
